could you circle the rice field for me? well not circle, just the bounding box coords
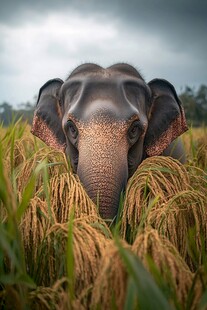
[0,120,207,309]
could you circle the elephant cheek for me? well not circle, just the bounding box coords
[77,153,128,220]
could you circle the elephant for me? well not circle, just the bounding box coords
[31,63,188,220]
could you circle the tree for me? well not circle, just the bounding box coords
[196,85,207,110]
[179,85,207,127]
[0,101,35,126]
[0,102,13,126]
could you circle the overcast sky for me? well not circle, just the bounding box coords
[0,0,207,107]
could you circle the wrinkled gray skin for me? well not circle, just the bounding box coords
[31,63,187,220]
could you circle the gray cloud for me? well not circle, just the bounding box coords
[0,0,206,106]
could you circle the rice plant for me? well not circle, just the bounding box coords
[0,121,207,309]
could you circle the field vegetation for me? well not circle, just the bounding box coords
[0,120,207,309]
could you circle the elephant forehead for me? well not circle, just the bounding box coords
[74,99,139,122]
[63,76,149,120]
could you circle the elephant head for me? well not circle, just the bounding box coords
[31,63,187,219]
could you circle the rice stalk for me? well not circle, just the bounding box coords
[190,267,207,310]
[2,130,37,175]
[19,197,50,265]
[0,135,36,307]
[186,165,207,192]
[49,173,98,222]
[115,238,173,310]
[121,156,190,241]
[0,120,28,154]
[15,149,68,195]
[4,136,36,169]
[0,200,7,222]
[131,227,199,308]
[91,240,129,310]
[146,190,207,271]
[0,285,25,310]
[41,217,111,293]
[29,278,70,310]
[2,133,64,181]
[194,138,207,171]
[29,278,87,310]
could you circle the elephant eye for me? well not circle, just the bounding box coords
[128,121,140,142]
[67,120,78,139]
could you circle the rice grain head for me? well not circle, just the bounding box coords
[187,165,207,193]
[16,149,68,195]
[19,197,51,266]
[42,217,111,293]
[121,156,190,240]
[146,190,207,271]
[29,278,70,310]
[0,285,24,310]
[132,227,195,307]
[49,173,98,222]
[91,240,129,310]
[12,137,35,167]
[195,138,207,170]
[3,135,37,174]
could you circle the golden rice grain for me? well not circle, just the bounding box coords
[187,165,207,192]
[19,197,50,265]
[3,136,35,171]
[91,240,129,310]
[16,148,68,194]
[146,190,207,271]
[29,278,70,310]
[42,217,111,293]
[121,156,196,240]
[196,139,207,170]
[132,227,194,307]
[49,173,98,222]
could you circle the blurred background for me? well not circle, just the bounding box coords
[0,0,207,126]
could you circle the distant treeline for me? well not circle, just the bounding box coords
[0,85,207,127]
[179,85,207,127]
[0,102,34,126]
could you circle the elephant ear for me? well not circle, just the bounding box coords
[144,79,188,157]
[31,78,66,151]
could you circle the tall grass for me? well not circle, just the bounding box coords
[0,122,36,309]
[0,121,207,309]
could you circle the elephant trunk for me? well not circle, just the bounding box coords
[77,138,128,219]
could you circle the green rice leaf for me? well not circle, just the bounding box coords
[115,238,173,310]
